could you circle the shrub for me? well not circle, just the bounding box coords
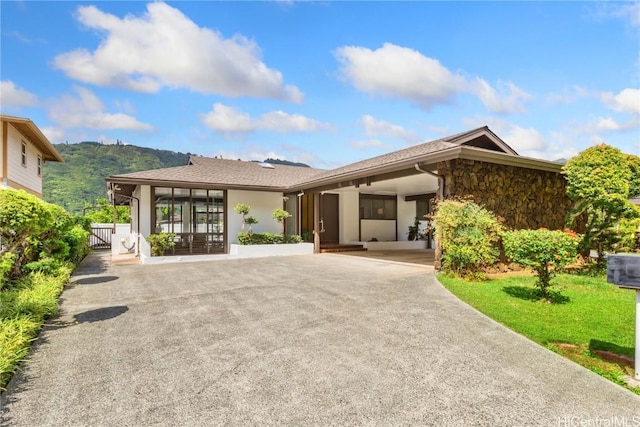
[236,231,302,245]
[0,189,89,287]
[146,233,176,256]
[432,199,503,279]
[0,266,71,389]
[502,229,579,302]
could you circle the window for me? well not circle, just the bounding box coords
[37,155,42,177]
[21,142,27,167]
[359,194,396,220]
[416,200,429,220]
[152,187,225,255]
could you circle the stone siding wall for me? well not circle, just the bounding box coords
[437,159,578,230]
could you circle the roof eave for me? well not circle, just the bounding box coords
[105,176,288,193]
[1,115,64,162]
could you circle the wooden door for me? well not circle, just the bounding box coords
[320,193,339,243]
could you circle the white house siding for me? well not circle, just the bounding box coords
[397,199,416,242]
[339,192,359,243]
[6,123,42,195]
[138,185,152,237]
[361,220,396,242]
[227,189,284,245]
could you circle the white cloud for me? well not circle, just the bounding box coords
[200,104,255,133]
[601,88,640,114]
[583,116,640,134]
[546,85,589,105]
[336,43,465,110]
[47,86,153,131]
[260,111,333,132]
[200,103,333,136]
[471,79,532,114]
[0,80,38,108]
[40,126,65,143]
[463,116,547,155]
[350,139,390,150]
[359,115,421,143]
[209,145,319,167]
[590,2,640,27]
[335,43,530,114]
[53,2,303,102]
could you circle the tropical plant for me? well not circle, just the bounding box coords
[146,232,176,256]
[502,228,580,302]
[83,198,130,223]
[0,189,89,286]
[562,145,640,265]
[272,208,291,234]
[431,199,503,279]
[234,203,251,231]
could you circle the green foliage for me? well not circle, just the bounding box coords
[1,267,71,389]
[146,232,176,256]
[244,216,259,232]
[84,198,130,223]
[432,199,503,279]
[234,203,251,216]
[43,141,191,214]
[236,231,302,245]
[562,145,640,263]
[234,203,252,231]
[626,154,640,198]
[0,189,88,286]
[273,208,291,234]
[502,229,579,301]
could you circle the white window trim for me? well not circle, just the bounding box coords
[21,142,27,167]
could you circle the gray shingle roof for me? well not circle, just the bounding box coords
[107,126,522,191]
[109,158,326,189]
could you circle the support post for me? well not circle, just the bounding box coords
[313,192,320,253]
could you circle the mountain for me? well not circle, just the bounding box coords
[43,143,311,215]
[43,142,191,214]
[262,158,310,168]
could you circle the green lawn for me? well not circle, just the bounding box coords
[438,273,638,392]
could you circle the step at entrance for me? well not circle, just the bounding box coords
[320,244,367,253]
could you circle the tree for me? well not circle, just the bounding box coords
[83,198,130,223]
[272,208,291,234]
[502,229,579,302]
[562,144,640,265]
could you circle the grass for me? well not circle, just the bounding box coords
[438,272,639,394]
[0,266,72,390]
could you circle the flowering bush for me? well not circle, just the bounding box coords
[432,199,503,279]
[502,228,579,301]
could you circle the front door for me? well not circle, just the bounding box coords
[320,193,339,243]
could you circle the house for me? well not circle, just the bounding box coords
[106,126,576,261]
[1,115,64,198]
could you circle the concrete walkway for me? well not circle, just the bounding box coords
[1,252,638,426]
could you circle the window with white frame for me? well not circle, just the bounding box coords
[37,155,42,177]
[21,142,27,167]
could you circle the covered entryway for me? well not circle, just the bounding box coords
[320,193,339,244]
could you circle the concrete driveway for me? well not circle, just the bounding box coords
[1,253,639,426]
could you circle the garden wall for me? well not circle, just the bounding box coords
[437,159,582,230]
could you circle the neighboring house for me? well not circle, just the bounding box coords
[1,115,64,198]
[106,126,578,258]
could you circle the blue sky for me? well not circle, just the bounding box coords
[1,1,638,169]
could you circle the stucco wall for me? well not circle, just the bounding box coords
[397,199,417,242]
[6,123,42,195]
[361,220,396,241]
[134,185,152,237]
[438,159,576,230]
[227,189,284,244]
[339,192,359,243]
